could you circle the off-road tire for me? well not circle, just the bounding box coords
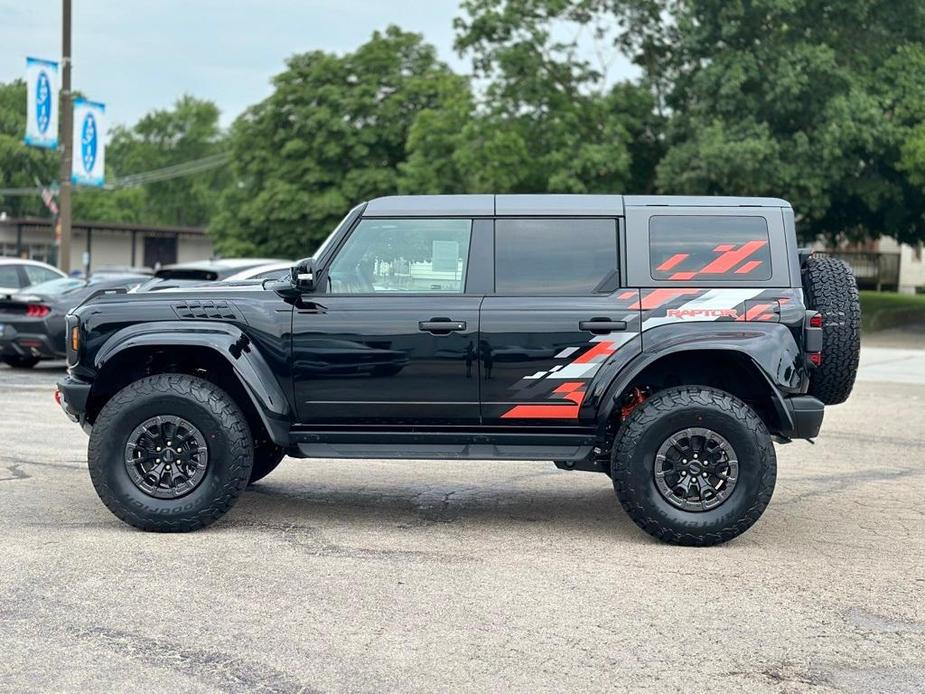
[88,374,253,532]
[802,254,861,405]
[611,387,777,546]
[2,355,39,369]
[249,442,285,484]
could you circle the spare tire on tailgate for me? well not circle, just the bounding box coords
[802,254,861,405]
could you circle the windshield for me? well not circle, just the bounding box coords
[23,277,86,296]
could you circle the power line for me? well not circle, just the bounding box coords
[108,152,231,189]
[1,152,232,198]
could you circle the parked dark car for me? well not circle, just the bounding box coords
[133,259,288,292]
[57,195,861,546]
[0,274,148,368]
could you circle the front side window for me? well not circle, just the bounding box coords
[327,218,471,294]
[495,219,617,294]
[649,215,772,281]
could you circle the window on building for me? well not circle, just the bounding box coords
[494,218,617,294]
[649,215,772,281]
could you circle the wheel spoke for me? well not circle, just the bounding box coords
[654,427,739,513]
[124,416,208,499]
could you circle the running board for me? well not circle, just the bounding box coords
[290,430,596,462]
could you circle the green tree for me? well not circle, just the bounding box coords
[652,1,925,244]
[448,0,664,194]
[0,80,57,217]
[211,27,467,258]
[106,95,229,227]
[456,0,925,243]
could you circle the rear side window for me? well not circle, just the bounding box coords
[495,219,617,294]
[649,215,772,281]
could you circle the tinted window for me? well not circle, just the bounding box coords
[495,219,617,294]
[650,216,772,281]
[23,265,60,286]
[328,218,471,293]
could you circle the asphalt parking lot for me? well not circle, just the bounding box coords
[1,346,924,693]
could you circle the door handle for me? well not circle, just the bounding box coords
[419,318,467,334]
[579,318,627,334]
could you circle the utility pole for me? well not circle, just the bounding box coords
[57,0,72,272]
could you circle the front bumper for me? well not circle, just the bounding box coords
[56,374,92,430]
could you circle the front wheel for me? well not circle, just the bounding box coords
[88,374,254,532]
[611,386,776,546]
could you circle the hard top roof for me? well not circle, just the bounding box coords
[364,194,791,217]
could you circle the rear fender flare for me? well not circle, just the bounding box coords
[94,321,291,445]
[594,323,803,438]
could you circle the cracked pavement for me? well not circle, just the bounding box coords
[1,347,924,693]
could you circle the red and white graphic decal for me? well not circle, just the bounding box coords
[500,332,636,420]
[659,241,768,281]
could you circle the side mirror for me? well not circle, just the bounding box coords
[292,258,316,292]
[269,258,315,300]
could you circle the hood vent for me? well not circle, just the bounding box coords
[172,300,239,320]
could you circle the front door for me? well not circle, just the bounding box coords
[479,218,641,424]
[292,217,481,425]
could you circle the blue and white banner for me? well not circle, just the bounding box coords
[71,99,106,187]
[24,57,59,149]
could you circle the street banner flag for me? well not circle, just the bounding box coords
[24,57,59,148]
[72,99,106,187]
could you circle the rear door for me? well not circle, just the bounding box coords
[479,218,641,425]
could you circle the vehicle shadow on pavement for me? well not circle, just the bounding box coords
[232,470,646,542]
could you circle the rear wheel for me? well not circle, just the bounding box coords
[2,355,40,369]
[611,386,776,546]
[802,254,861,405]
[88,374,253,532]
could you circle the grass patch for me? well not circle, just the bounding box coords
[860,291,925,332]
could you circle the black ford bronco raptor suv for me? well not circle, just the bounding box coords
[56,195,860,545]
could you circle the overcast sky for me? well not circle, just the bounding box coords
[1,0,636,129]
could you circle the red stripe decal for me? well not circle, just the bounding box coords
[713,244,734,252]
[656,253,689,271]
[573,341,616,363]
[501,404,580,419]
[735,260,763,274]
[554,382,584,394]
[669,271,698,280]
[699,240,767,275]
[745,303,773,321]
[563,390,585,405]
[630,288,700,310]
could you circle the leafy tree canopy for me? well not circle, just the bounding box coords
[455,0,925,243]
[210,27,466,259]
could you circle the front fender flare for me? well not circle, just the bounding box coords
[94,321,291,445]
